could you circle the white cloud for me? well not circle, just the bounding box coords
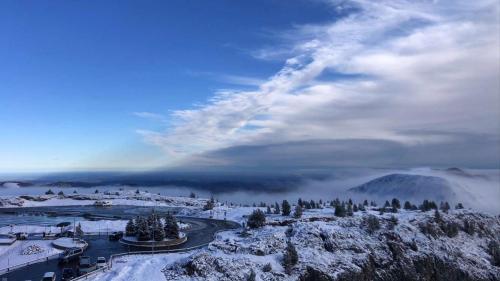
[139,0,500,168]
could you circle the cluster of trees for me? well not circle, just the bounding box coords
[125,212,180,241]
[203,196,215,211]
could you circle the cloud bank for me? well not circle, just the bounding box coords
[138,0,500,170]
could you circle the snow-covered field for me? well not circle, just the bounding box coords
[0,240,62,272]
[91,252,194,281]
[0,190,208,209]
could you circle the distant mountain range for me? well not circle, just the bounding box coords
[349,173,458,202]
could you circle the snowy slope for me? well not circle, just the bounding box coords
[349,173,457,202]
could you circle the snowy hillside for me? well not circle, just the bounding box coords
[348,174,457,203]
[159,207,500,281]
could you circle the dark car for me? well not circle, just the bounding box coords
[61,268,75,280]
[108,231,123,241]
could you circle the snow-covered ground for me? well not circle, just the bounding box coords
[88,205,500,281]
[91,252,195,281]
[0,240,62,272]
[0,190,208,209]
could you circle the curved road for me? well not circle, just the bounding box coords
[0,205,240,281]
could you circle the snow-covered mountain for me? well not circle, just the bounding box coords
[348,174,457,203]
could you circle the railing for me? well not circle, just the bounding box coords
[0,253,60,275]
[71,266,108,281]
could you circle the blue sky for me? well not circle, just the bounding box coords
[0,0,336,171]
[1,0,498,172]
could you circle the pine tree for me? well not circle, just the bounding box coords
[283,241,298,275]
[266,206,272,214]
[164,213,180,239]
[95,189,99,194]
[404,201,412,210]
[298,198,303,207]
[153,220,165,241]
[384,200,391,208]
[455,202,464,209]
[58,191,64,196]
[293,204,303,218]
[363,200,368,206]
[45,189,54,195]
[347,203,353,216]
[189,192,196,198]
[125,218,136,236]
[309,200,316,209]
[365,215,380,234]
[136,217,150,241]
[391,198,401,209]
[274,202,280,214]
[282,200,291,216]
[353,204,359,212]
[334,203,346,217]
[247,209,266,228]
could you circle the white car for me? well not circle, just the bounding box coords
[41,272,56,281]
[96,256,107,268]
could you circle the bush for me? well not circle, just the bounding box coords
[262,263,272,272]
[441,221,459,238]
[293,205,303,219]
[246,269,256,281]
[387,215,398,230]
[45,189,54,195]
[463,219,475,235]
[58,191,64,196]
[189,192,196,198]
[283,241,298,274]
[364,215,380,234]
[487,240,500,267]
[247,209,266,228]
[391,198,401,209]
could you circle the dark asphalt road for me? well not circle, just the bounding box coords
[0,205,239,281]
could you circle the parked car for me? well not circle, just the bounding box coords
[108,231,123,241]
[15,232,28,240]
[59,247,84,263]
[96,256,107,268]
[61,268,76,280]
[41,272,56,281]
[78,256,97,275]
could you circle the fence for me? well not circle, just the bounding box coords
[0,253,60,275]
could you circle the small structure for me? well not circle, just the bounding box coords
[0,234,16,245]
[94,200,112,207]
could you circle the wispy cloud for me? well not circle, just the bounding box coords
[139,0,500,169]
[133,112,168,123]
[185,70,266,87]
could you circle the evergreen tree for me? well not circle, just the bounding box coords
[363,200,369,206]
[189,192,196,198]
[266,206,272,214]
[353,204,359,212]
[283,241,298,275]
[282,200,291,216]
[404,201,412,210]
[45,189,54,195]
[136,217,150,241]
[304,201,311,209]
[384,200,391,208]
[391,198,401,209]
[455,202,464,209]
[247,209,266,228]
[434,209,442,223]
[94,189,99,194]
[319,199,323,206]
[298,198,303,207]
[334,203,346,217]
[348,198,353,205]
[125,218,136,236]
[153,220,165,241]
[309,200,316,209]
[164,213,180,239]
[440,201,450,213]
[365,215,380,234]
[246,269,256,281]
[293,204,303,219]
[274,202,280,214]
[57,191,64,196]
[347,203,353,216]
